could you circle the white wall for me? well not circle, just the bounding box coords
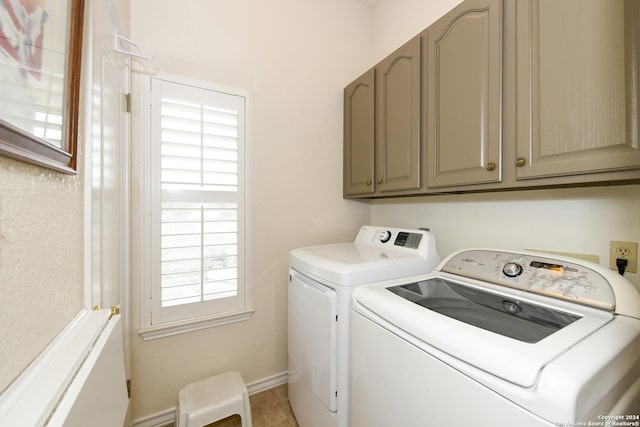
[370,0,461,61]
[371,186,640,290]
[129,0,371,419]
[0,157,84,392]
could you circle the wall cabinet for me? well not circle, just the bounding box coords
[343,37,421,197]
[343,0,640,199]
[375,37,422,194]
[515,0,640,180]
[424,0,502,188]
[344,69,375,196]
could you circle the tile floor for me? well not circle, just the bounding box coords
[203,383,299,427]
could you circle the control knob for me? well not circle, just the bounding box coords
[378,230,392,243]
[503,262,523,277]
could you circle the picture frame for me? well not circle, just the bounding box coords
[0,0,85,174]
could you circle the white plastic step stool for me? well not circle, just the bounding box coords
[176,371,253,427]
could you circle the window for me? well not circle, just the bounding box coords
[139,74,253,339]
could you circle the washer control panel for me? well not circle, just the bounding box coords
[441,249,615,312]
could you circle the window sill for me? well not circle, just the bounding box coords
[138,307,255,341]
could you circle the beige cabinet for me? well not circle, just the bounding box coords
[515,0,640,180]
[343,0,640,199]
[424,0,502,189]
[343,37,422,197]
[375,37,422,193]
[343,69,375,196]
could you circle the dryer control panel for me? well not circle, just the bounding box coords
[355,226,430,252]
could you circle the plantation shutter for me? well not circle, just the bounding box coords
[149,77,247,324]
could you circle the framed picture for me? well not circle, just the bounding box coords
[0,0,85,174]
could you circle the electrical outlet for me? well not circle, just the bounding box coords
[609,241,638,273]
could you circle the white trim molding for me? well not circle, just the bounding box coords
[0,309,127,426]
[137,308,255,341]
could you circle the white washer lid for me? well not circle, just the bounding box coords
[290,242,439,287]
[352,275,613,387]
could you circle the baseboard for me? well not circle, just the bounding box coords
[131,371,289,427]
[132,408,174,427]
[246,370,289,395]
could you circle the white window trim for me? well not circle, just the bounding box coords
[136,72,253,341]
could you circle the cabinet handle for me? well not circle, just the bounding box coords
[486,162,496,171]
[366,180,372,186]
[377,179,383,184]
[515,157,526,167]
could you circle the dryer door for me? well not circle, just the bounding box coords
[288,269,338,412]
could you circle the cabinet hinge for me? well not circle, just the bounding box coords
[125,93,132,113]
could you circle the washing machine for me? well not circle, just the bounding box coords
[288,225,441,427]
[350,249,640,427]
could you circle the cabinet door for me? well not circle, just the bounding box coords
[344,69,375,196]
[375,37,421,193]
[516,0,640,179]
[425,0,502,188]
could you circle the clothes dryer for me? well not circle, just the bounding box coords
[288,226,440,427]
